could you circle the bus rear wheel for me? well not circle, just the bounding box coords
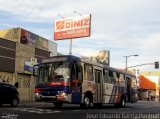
[118,97,126,108]
[114,97,126,108]
[53,102,63,108]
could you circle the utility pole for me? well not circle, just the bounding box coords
[123,54,139,71]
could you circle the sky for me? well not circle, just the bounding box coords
[0,0,160,72]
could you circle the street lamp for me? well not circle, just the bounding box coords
[123,54,139,71]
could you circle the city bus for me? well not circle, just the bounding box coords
[34,55,138,108]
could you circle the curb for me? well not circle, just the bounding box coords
[19,101,52,107]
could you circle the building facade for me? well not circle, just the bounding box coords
[0,27,57,101]
[139,71,160,101]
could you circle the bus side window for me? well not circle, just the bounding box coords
[119,73,125,86]
[131,77,137,89]
[77,63,83,82]
[84,64,93,81]
[111,72,118,84]
[115,72,119,84]
[44,64,51,82]
[70,63,77,82]
[38,66,44,82]
[103,70,111,83]
[109,71,115,84]
[71,62,83,82]
[126,77,131,88]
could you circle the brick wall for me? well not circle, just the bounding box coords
[0,38,16,72]
[15,43,35,73]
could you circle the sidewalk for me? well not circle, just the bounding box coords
[138,100,160,103]
[19,101,53,107]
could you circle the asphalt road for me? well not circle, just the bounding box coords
[0,101,160,119]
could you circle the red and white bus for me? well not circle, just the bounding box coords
[34,55,138,108]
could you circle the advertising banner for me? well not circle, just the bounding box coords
[24,61,33,74]
[20,28,38,47]
[48,41,57,56]
[20,28,48,50]
[24,58,37,74]
[94,50,110,66]
[36,36,48,50]
[54,14,91,40]
[81,50,110,66]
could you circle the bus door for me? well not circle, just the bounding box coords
[126,76,131,102]
[71,62,83,103]
[94,69,103,103]
[130,77,138,103]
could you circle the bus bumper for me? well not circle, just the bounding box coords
[35,93,69,102]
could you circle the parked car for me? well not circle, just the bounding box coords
[0,82,19,107]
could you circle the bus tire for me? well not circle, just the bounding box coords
[120,97,126,108]
[83,96,91,108]
[53,102,63,108]
[114,97,126,108]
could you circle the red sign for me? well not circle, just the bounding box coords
[48,82,70,86]
[54,14,91,40]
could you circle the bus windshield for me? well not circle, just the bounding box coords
[36,61,69,86]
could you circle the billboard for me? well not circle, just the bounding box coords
[0,28,20,42]
[81,50,110,66]
[0,27,57,55]
[20,28,48,50]
[20,28,38,47]
[94,50,110,66]
[54,14,91,40]
[36,36,48,50]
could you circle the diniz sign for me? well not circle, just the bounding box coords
[54,14,91,40]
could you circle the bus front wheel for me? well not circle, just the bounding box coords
[80,96,91,108]
[53,102,63,108]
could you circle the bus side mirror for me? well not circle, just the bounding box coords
[33,65,38,76]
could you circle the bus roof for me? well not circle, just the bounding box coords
[41,55,135,77]
[41,55,80,63]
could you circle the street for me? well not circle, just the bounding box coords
[0,101,160,119]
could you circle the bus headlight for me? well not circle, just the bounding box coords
[61,92,67,96]
[58,91,67,96]
[58,90,65,93]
